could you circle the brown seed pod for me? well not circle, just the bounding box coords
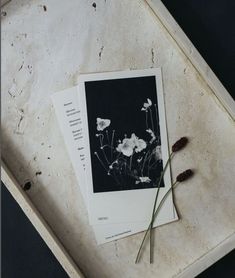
[176,169,194,182]
[172,137,188,152]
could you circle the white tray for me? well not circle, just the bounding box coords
[2,1,235,277]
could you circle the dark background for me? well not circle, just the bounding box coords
[1,0,235,277]
[85,76,162,192]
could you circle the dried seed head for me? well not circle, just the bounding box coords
[176,169,194,182]
[172,137,188,152]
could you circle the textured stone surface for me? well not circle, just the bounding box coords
[2,1,235,277]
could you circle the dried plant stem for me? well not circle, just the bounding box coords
[135,179,178,264]
[149,152,173,263]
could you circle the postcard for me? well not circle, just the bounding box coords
[52,80,177,244]
[78,68,175,225]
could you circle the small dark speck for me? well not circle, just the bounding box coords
[43,5,47,12]
[37,116,40,120]
[41,142,44,146]
[151,48,154,67]
[47,157,51,159]
[92,2,96,9]
[184,68,187,74]
[49,145,52,148]
[18,62,24,71]
[36,171,42,176]
[17,115,24,129]
[27,65,33,74]
[11,43,14,47]
[23,181,32,191]
[99,46,104,60]
[1,11,7,17]
[33,156,37,161]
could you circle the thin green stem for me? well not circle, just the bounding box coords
[149,152,173,263]
[135,179,178,264]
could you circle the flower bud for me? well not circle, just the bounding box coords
[172,137,188,152]
[176,169,194,182]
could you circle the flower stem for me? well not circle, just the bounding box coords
[94,152,108,172]
[111,130,115,160]
[141,151,150,175]
[145,112,148,129]
[149,108,155,133]
[106,130,110,144]
[130,155,133,170]
[149,152,173,263]
[135,178,178,264]
[154,104,159,134]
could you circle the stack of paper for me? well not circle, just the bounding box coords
[52,68,178,244]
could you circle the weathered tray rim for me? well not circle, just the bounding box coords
[1,160,85,278]
[1,0,235,277]
[146,0,235,121]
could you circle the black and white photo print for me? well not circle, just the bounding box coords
[84,75,165,193]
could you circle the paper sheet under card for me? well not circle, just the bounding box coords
[52,69,178,244]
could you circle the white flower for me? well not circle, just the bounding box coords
[135,139,147,152]
[146,128,156,143]
[135,176,151,184]
[155,145,162,161]
[96,118,111,131]
[141,98,152,111]
[116,138,135,157]
[116,133,147,156]
[130,133,147,153]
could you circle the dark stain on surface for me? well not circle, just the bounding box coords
[23,181,32,191]
[47,157,51,160]
[36,171,42,176]
[151,48,154,66]
[92,2,96,9]
[17,115,24,129]
[43,5,47,12]
[99,46,104,60]
[27,65,33,74]
[18,62,24,71]
[184,67,187,74]
[1,11,7,17]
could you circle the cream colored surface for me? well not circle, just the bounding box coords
[2,1,235,277]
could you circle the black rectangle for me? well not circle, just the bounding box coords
[85,76,164,193]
